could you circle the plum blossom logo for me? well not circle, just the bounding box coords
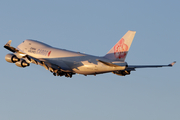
[114,38,128,59]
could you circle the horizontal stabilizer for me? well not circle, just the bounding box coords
[97,59,127,67]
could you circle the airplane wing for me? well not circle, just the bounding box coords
[96,59,176,76]
[97,59,175,69]
[127,61,176,69]
[112,62,176,76]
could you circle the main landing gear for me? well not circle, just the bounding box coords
[51,70,75,78]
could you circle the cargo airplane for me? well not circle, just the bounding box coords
[4,31,176,78]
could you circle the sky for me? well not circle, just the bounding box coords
[0,0,179,120]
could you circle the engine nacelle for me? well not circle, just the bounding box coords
[15,59,30,68]
[5,54,19,63]
[113,70,131,76]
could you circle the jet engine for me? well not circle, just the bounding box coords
[5,54,19,63]
[113,70,131,76]
[15,59,30,68]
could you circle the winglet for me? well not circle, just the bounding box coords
[4,40,19,53]
[5,40,12,46]
[168,61,176,66]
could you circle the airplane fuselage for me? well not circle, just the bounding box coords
[17,40,126,75]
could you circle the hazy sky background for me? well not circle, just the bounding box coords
[0,0,179,120]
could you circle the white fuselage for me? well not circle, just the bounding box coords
[16,40,126,75]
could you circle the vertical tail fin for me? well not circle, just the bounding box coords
[104,30,136,61]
